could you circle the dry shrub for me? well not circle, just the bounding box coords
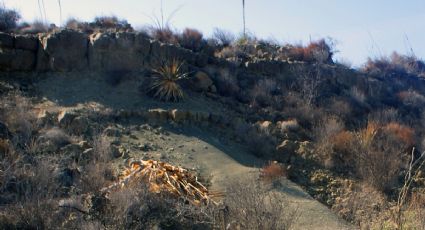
[150,27,178,44]
[397,89,425,106]
[37,127,72,152]
[65,18,92,33]
[326,98,352,117]
[212,28,235,47]
[0,6,20,32]
[407,191,425,229]
[349,86,367,104]
[249,78,279,107]
[353,122,407,192]
[224,179,298,230]
[178,28,205,52]
[104,183,222,229]
[332,131,355,153]
[260,161,287,183]
[368,108,399,124]
[0,92,37,146]
[93,15,132,31]
[79,134,114,192]
[313,117,346,169]
[277,119,299,133]
[383,122,415,147]
[0,156,61,228]
[241,125,276,158]
[287,39,333,63]
[18,20,50,34]
[364,52,425,77]
[333,183,388,228]
[215,68,240,97]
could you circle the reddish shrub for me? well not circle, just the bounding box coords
[383,122,415,147]
[178,28,205,52]
[287,39,333,63]
[260,161,287,182]
[332,130,354,152]
[151,27,178,44]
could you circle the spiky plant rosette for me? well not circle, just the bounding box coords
[148,59,189,102]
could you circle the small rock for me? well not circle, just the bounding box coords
[191,71,214,92]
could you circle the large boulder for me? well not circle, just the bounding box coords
[0,48,36,71]
[14,35,38,51]
[0,33,13,48]
[169,109,188,123]
[190,71,215,92]
[41,30,88,71]
[88,32,150,71]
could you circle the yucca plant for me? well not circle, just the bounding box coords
[148,59,189,102]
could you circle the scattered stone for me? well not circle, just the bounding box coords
[129,134,138,139]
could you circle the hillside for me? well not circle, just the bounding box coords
[1,23,425,229]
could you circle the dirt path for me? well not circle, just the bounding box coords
[123,126,355,230]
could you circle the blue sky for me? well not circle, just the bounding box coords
[4,0,425,66]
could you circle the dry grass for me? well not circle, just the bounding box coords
[224,178,298,230]
[79,134,114,193]
[0,92,37,147]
